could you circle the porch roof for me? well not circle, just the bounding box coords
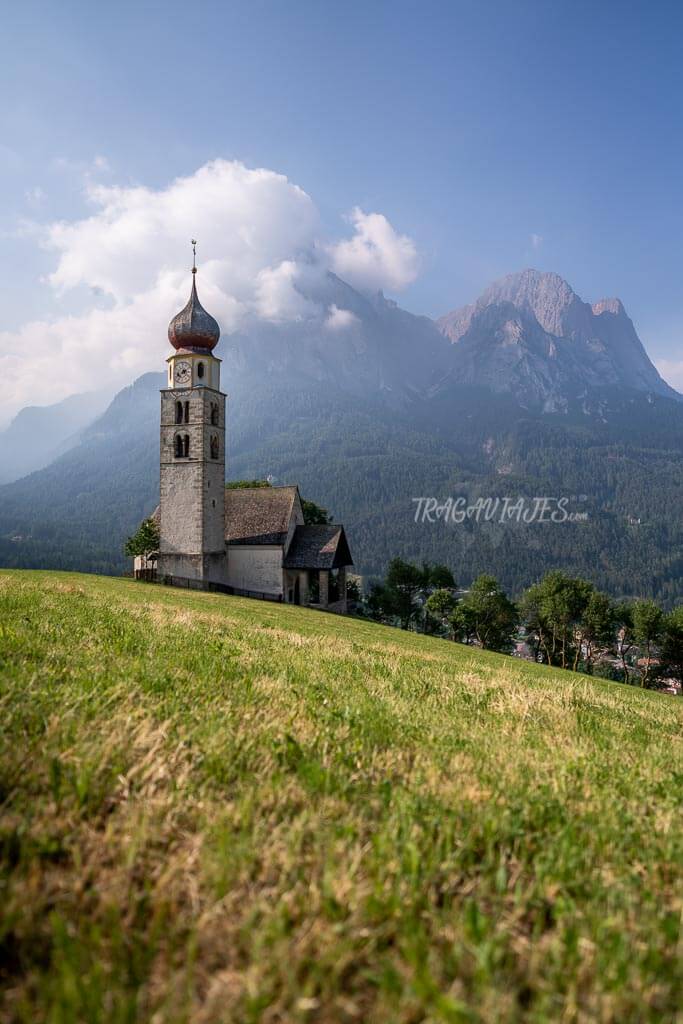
[284,525,353,570]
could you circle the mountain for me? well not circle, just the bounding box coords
[221,271,451,401]
[0,269,681,603]
[437,269,679,412]
[0,389,112,484]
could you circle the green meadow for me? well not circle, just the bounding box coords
[0,570,681,1023]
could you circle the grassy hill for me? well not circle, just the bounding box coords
[0,571,681,1022]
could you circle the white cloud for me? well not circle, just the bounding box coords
[1,160,420,424]
[255,260,320,322]
[329,207,420,294]
[531,233,543,250]
[324,304,359,330]
[45,159,320,307]
[655,358,683,394]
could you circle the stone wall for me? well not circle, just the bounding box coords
[226,545,283,596]
[159,385,227,583]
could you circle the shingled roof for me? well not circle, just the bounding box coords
[224,485,299,545]
[284,524,353,570]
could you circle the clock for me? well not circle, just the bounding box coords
[174,360,191,385]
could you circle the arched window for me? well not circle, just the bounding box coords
[210,402,219,426]
[174,434,184,458]
[183,434,190,458]
[184,400,190,423]
[175,401,183,424]
[197,361,205,380]
[210,435,219,460]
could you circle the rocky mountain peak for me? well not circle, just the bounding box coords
[436,269,679,410]
[592,297,625,316]
[479,269,579,337]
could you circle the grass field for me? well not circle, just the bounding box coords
[0,570,681,1023]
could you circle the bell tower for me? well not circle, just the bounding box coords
[157,243,227,586]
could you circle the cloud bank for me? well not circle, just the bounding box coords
[1,159,420,424]
[329,207,420,293]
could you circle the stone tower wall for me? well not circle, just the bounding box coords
[158,382,227,584]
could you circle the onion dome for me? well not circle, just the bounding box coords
[168,253,220,351]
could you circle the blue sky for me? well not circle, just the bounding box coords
[2,0,683,413]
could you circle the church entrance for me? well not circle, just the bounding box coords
[293,576,300,605]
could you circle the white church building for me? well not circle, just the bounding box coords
[134,254,353,614]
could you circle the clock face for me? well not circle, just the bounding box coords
[174,360,192,385]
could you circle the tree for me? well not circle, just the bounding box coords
[613,602,636,685]
[226,479,272,489]
[425,588,458,638]
[424,563,456,590]
[632,600,664,688]
[346,574,362,602]
[454,574,518,653]
[381,558,427,629]
[660,607,683,691]
[124,517,160,563]
[301,498,332,525]
[575,591,615,673]
[369,558,455,631]
[520,571,592,669]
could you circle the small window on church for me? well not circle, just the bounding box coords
[184,400,190,423]
[183,434,190,458]
[210,402,219,426]
[175,401,183,424]
[174,434,184,458]
[210,435,219,460]
[197,362,205,380]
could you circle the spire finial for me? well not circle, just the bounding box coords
[191,239,197,275]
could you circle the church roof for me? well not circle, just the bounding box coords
[224,485,299,545]
[284,525,353,570]
[168,272,220,352]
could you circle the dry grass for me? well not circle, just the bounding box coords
[0,570,681,1023]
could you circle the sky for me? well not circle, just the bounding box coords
[2,0,683,422]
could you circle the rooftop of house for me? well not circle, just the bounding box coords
[284,524,354,570]
[224,485,299,546]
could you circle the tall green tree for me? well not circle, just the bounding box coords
[453,574,518,653]
[632,600,664,688]
[425,588,458,639]
[660,607,683,691]
[124,517,160,563]
[576,591,615,673]
[613,602,636,685]
[520,571,593,669]
[301,499,332,525]
[369,558,455,631]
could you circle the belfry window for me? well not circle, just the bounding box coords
[175,401,183,424]
[210,435,219,460]
[197,361,205,380]
[174,434,190,459]
[184,400,190,423]
[210,402,219,426]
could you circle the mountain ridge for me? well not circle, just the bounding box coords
[437,268,678,411]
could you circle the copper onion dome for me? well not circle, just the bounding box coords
[168,244,220,351]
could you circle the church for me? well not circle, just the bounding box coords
[134,253,353,613]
